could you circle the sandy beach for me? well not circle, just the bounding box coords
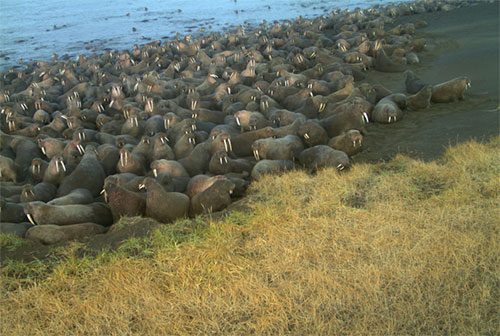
[355,1,499,163]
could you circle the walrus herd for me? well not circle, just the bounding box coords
[0,0,476,244]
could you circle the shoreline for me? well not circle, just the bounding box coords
[0,0,416,72]
[354,0,499,163]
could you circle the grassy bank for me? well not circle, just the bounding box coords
[1,136,499,335]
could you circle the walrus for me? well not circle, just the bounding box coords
[103,182,146,221]
[328,130,363,157]
[116,148,147,175]
[0,199,27,223]
[234,110,268,131]
[404,70,428,94]
[25,223,107,245]
[272,119,304,138]
[372,94,408,124]
[297,120,329,147]
[374,48,406,72]
[186,175,225,199]
[38,137,66,159]
[173,132,197,159]
[139,177,190,223]
[189,179,235,216]
[150,159,190,179]
[0,183,24,197]
[319,110,366,138]
[408,85,433,110]
[20,182,57,203]
[250,159,295,180]
[231,127,276,158]
[10,137,43,177]
[431,77,471,103]
[208,150,254,175]
[178,141,211,177]
[24,201,113,226]
[0,156,20,182]
[96,144,120,176]
[57,146,105,197]
[252,135,304,161]
[42,155,67,185]
[0,222,34,238]
[298,145,350,173]
[37,185,91,205]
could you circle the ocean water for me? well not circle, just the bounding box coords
[0,0,410,71]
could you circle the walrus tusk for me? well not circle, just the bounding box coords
[235,117,241,126]
[153,169,158,177]
[139,184,145,190]
[363,112,369,123]
[77,144,85,155]
[337,164,345,170]
[27,214,37,226]
[60,161,66,172]
[304,133,310,140]
[41,146,46,155]
[227,138,233,152]
[319,102,326,113]
[253,149,260,161]
[223,139,228,152]
[219,157,223,165]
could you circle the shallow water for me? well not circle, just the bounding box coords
[0,0,410,71]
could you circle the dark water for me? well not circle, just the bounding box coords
[0,0,411,71]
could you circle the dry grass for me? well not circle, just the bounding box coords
[1,137,499,335]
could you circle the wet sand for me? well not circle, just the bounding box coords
[355,1,499,163]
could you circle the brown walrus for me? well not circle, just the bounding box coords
[298,145,350,173]
[189,179,235,216]
[24,201,113,226]
[139,177,190,223]
[25,223,107,245]
[374,48,406,72]
[431,77,471,103]
[372,94,408,124]
[408,85,433,110]
[328,130,363,157]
